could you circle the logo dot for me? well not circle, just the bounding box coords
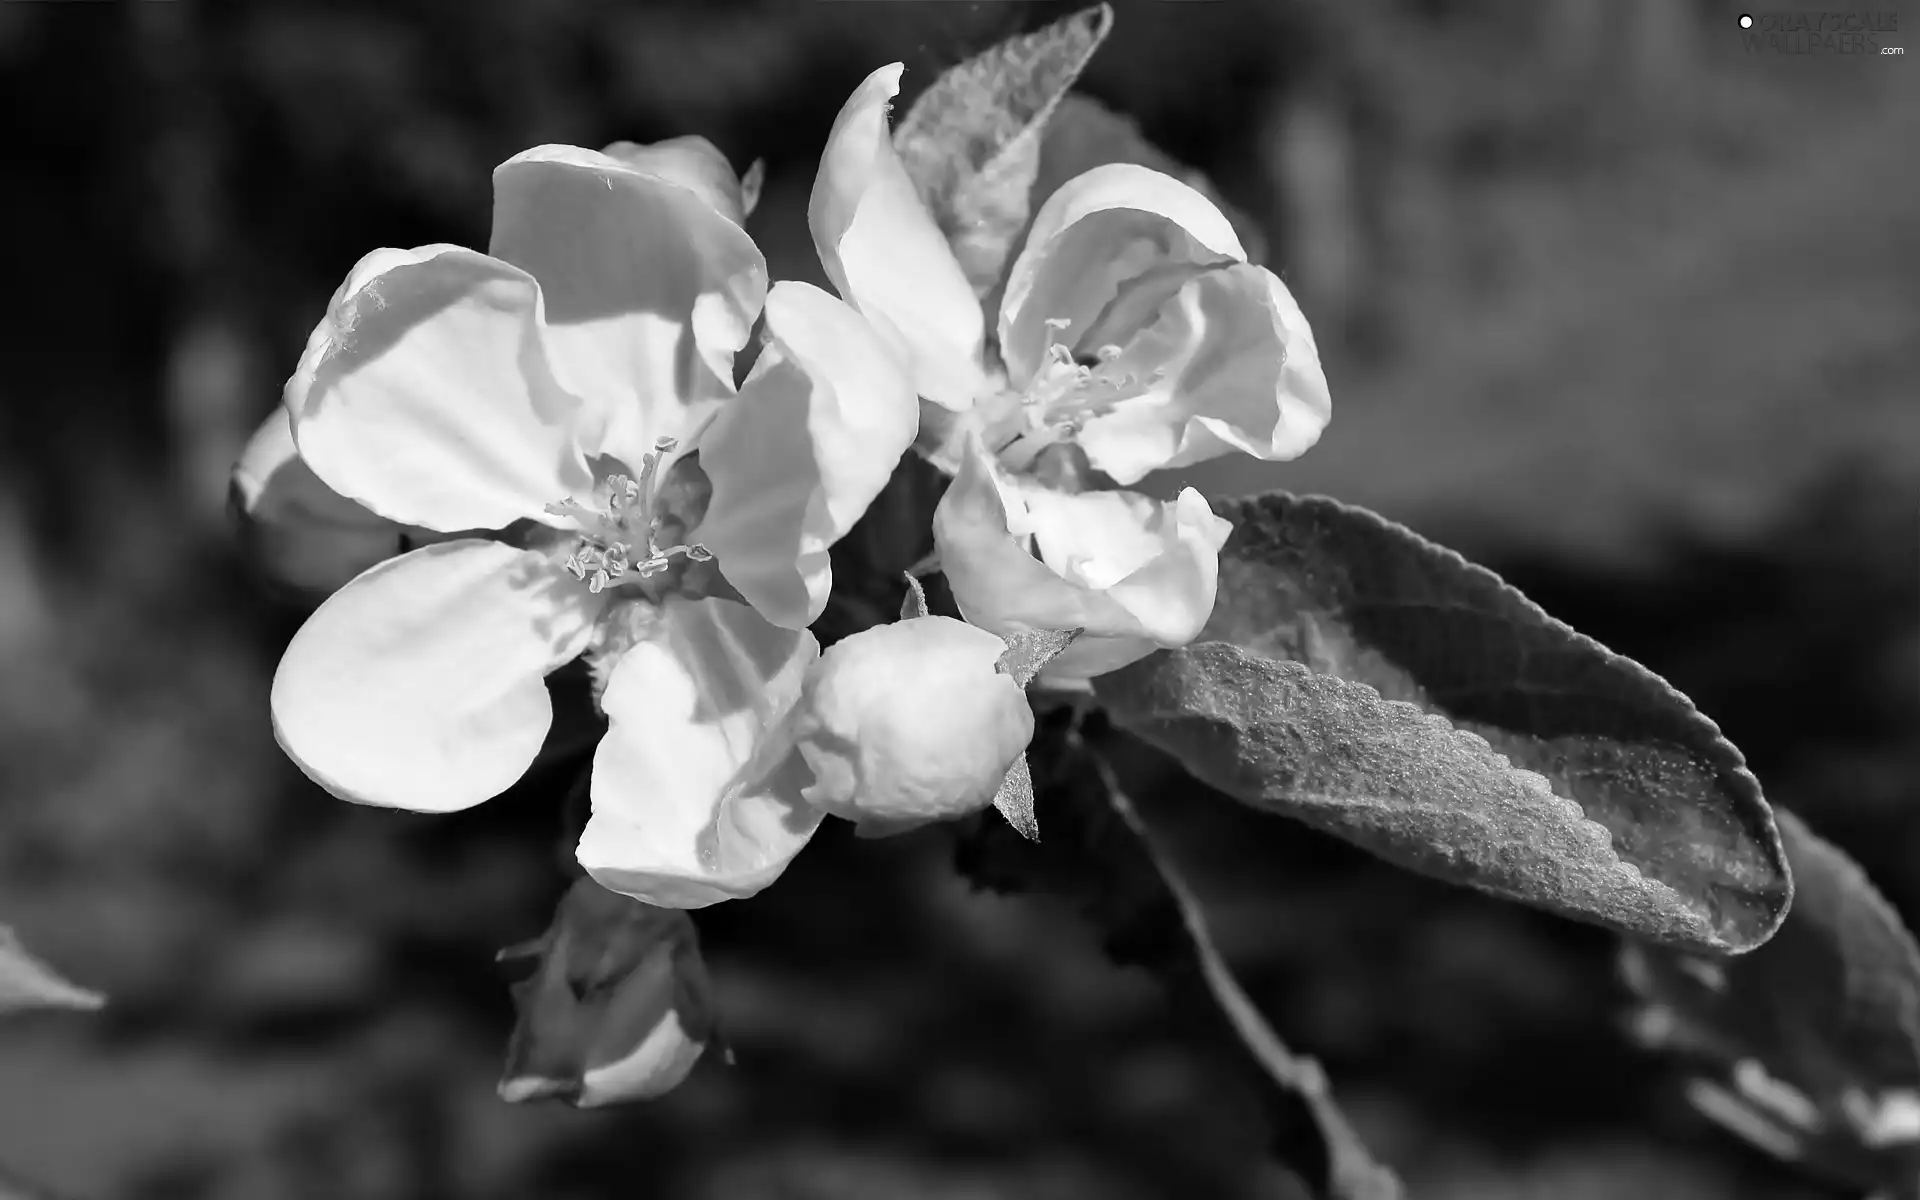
[1738,13,1754,28]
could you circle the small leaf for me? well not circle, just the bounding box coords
[0,924,103,1016]
[991,752,1039,841]
[1624,809,1920,1193]
[1095,492,1789,954]
[899,573,930,621]
[994,627,1080,688]
[892,4,1113,296]
[952,715,1401,1200]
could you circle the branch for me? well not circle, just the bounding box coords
[952,712,1403,1200]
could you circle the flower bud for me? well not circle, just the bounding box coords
[794,616,1034,832]
[229,408,410,601]
[497,878,720,1107]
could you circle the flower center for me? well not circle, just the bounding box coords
[544,437,713,595]
[983,319,1163,473]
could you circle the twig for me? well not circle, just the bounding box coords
[953,712,1403,1200]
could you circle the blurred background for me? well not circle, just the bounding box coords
[2,0,1916,1196]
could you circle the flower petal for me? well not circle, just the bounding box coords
[270,540,602,813]
[810,63,985,410]
[934,435,1231,681]
[491,144,769,466]
[286,245,597,532]
[580,597,822,909]
[230,407,411,599]
[932,434,1134,638]
[998,163,1245,388]
[794,616,1033,831]
[1020,485,1231,680]
[1072,263,1332,484]
[601,135,752,227]
[694,282,917,630]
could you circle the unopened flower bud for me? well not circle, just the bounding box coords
[794,616,1034,833]
[497,878,721,1107]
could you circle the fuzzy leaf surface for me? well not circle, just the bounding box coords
[892,4,1113,295]
[1095,492,1789,954]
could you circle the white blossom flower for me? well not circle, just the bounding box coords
[810,63,1331,682]
[268,138,917,908]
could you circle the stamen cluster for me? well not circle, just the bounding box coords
[545,438,714,594]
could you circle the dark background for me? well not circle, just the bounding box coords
[1,1,1916,1196]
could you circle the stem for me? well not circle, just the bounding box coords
[952,712,1403,1200]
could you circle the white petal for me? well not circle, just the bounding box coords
[1073,264,1332,484]
[600,135,752,227]
[695,282,917,630]
[270,540,602,813]
[935,431,1230,681]
[580,597,823,909]
[998,163,1245,387]
[1021,486,1231,680]
[286,245,597,532]
[230,407,409,598]
[491,144,769,466]
[810,63,985,410]
[932,434,1136,637]
[578,1004,705,1106]
[795,616,1033,830]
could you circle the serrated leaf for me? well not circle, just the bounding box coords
[1623,809,1920,1193]
[899,573,930,621]
[1094,491,1789,954]
[892,3,1113,296]
[0,924,103,1016]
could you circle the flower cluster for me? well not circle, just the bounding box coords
[237,60,1328,952]
[809,66,1330,685]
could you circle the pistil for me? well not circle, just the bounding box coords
[545,437,714,594]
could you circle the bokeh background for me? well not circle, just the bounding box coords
[3,0,1917,1196]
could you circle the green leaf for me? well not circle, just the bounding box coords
[1094,491,1789,954]
[1624,809,1920,1193]
[892,3,1113,296]
[0,923,103,1016]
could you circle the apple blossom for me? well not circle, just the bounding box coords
[810,63,1331,683]
[267,137,917,908]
